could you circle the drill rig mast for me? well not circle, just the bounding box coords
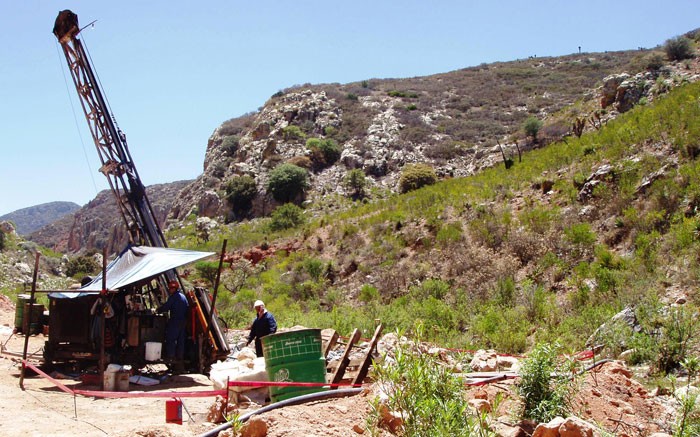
[53,10,164,248]
[52,10,229,369]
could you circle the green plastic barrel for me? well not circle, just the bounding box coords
[14,294,30,332]
[261,329,327,402]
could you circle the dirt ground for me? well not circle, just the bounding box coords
[0,295,375,437]
[0,293,681,436]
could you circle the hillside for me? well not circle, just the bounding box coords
[3,31,700,436]
[28,180,192,254]
[166,34,700,363]
[0,201,79,235]
[170,48,658,222]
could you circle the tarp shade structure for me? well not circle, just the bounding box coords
[50,245,215,299]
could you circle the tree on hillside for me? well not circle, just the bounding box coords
[225,175,257,216]
[399,164,437,193]
[523,116,543,143]
[267,163,309,203]
[343,169,368,199]
[665,36,694,61]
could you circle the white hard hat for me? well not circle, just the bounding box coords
[254,300,265,308]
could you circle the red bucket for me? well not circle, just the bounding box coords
[165,398,182,424]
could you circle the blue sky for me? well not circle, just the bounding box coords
[1,1,698,216]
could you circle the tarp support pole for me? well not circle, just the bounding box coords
[209,240,227,329]
[19,252,41,390]
[99,247,107,390]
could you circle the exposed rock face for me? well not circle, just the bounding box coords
[170,49,700,223]
[28,180,191,254]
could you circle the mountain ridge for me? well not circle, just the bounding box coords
[0,201,80,235]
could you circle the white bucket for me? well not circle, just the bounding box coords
[116,370,130,391]
[103,371,116,391]
[145,342,162,361]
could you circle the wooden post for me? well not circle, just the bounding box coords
[209,239,227,327]
[99,247,107,390]
[19,252,41,390]
[330,329,361,388]
[352,323,383,387]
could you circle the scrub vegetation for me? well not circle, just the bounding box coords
[182,81,700,383]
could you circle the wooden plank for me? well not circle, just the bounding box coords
[352,323,383,387]
[329,328,361,388]
[322,330,339,358]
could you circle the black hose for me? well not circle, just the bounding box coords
[199,387,364,437]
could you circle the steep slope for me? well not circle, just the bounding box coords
[171,49,649,221]
[191,46,700,355]
[28,180,191,254]
[0,201,80,235]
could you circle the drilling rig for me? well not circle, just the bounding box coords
[49,10,229,372]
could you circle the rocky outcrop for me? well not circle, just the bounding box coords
[168,51,656,223]
[29,180,191,254]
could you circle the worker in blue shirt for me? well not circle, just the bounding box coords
[157,280,189,367]
[245,300,277,357]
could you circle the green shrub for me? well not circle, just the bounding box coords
[372,325,481,436]
[195,261,220,287]
[436,222,463,246]
[343,169,368,199]
[523,116,543,141]
[266,163,309,202]
[359,284,379,303]
[65,255,100,278]
[221,135,240,157]
[656,305,700,374]
[306,138,341,169]
[387,90,418,98]
[269,203,305,231]
[302,257,325,281]
[0,232,5,251]
[563,223,596,258]
[517,342,579,423]
[398,163,437,193]
[282,125,306,141]
[665,36,694,61]
[225,175,257,215]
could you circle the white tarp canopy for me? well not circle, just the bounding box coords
[50,245,215,298]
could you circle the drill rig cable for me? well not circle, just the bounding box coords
[81,34,120,134]
[54,39,100,196]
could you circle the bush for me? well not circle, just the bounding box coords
[398,163,437,193]
[266,163,309,203]
[225,175,257,215]
[195,261,220,288]
[0,231,5,251]
[359,284,379,303]
[665,36,694,61]
[65,255,100,278]
[372,325,481,435]
[523,116,543,141]
[306,138,341,169]
[343,169,367,199]
[281,125,306,141]
[269,203,305,231]
[644,52,666,71]
[517,342,579,423]
[221,135,240,157]
[655,305,700,374]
